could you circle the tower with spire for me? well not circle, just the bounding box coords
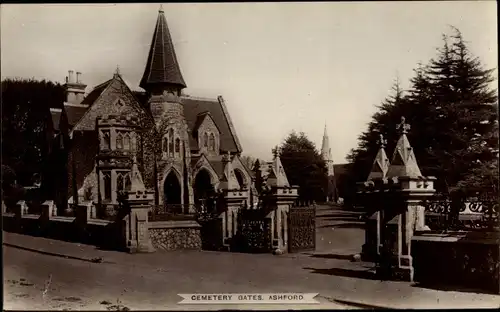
[140,6,195,208]
[321,124,336,202]
[48,6,252,219]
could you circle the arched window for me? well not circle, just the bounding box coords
[103,171,111,200]
[168,129,174,156]
[117,172,124,192]
[203,133,209,148]
[209,133,215,151]
[101,131,111,150]
[163,137,168,153]
[125,172,132,191]
[123,133,130,150]
[116,133,123,150]
[175,138,180,154]
[130,133,137,152]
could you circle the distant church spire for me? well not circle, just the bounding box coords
[140,7,187,91]
[321,123,332,162]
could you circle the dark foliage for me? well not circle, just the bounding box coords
[2,78,65,187]
[277,131,328,202]
[346,27,498,202]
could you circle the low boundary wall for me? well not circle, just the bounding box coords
[412,231,500,294]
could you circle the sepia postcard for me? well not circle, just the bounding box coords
[1,2,499,310]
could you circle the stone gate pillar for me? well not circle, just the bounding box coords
[218,152,248,247]
[267,185,299,251]
[265,148,299,252]
[378,117,436,281]
[122,157,155,253]
[360,134,390,262]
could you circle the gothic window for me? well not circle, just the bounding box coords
[209,133,215,151]
[103,171,111,200]
[125,172,132,191]
[168,129,174,156]
[203,133,208,149]
[130,133,137,152]
[117,172,124,192]
[101,130,111,150]
[116,132,124,150]
[175,138,180,154]
[163,136,168,153]
[123,133,130,150]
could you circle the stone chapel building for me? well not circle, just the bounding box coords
[47,8,253,214]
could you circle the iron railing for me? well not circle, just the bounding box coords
[422,196,499,232]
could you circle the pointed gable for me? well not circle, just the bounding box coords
[193,112,221,136]
[140,7,186,90]
[218,153,240,190]
[130,156,146,193]
[367,134,390,181]
[386,117,422,178]
[367,147,390,181]
[72,74,153,132]
[267,152,290,187]
[182,96,242,153]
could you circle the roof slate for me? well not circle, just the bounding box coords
[182,97,240,153]
[140,9,186,90]
[81,80,111,106]
[65,106,88,127]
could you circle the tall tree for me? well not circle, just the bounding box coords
[278,131,328,202]
[1,78,64,186]
[347,27,498,198]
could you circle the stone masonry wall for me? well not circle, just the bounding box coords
[149,224,202,251]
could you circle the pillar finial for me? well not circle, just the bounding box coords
[397,116,411,134]
[114,65,121,78]
[377,133,387,148]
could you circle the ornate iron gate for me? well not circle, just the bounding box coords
[237,210,272,253]
[288,205,316,253]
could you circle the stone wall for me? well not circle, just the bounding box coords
[412,231,500,294]
[149,220,202,251]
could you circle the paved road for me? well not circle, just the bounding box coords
[4,204,500,310]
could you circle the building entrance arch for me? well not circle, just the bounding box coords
[164,171,181,205]
[194,169,215,211]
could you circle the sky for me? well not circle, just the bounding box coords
[1,2,498,163]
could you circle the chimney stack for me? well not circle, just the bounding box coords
[64,69,87,106]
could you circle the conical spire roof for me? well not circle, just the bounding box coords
[367,135,390,181]
[386,117,422,178]
[219,152,240,190]
[130,156,146,193]
[267,147,290,187]
[140,7,187,90]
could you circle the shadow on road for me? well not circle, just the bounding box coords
[304,266,378,280]
[309,253,354,260]
[319,222,365,229]
[412,282,499,296]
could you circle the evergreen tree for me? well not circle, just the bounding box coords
[423,29,498,194]
[347,27,498,198]
[278,131,328,202]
